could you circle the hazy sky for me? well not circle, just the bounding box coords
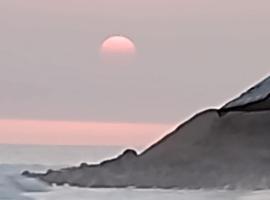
[0,0,269,146]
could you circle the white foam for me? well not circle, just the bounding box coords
[25,186,270,200]
[0,164,49,200]
[0,145,127,200]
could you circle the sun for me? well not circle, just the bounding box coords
[100,35,136,56]
[100,35,136,66]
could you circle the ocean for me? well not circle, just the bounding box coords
[1,144,270,200]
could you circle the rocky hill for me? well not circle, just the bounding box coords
[23,75,270,189]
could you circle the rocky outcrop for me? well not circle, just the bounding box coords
[23,109,270,189]
[222,76,270,112]
[23,75,270,189]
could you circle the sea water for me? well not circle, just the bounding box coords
[1,144,270,200]
[0,144,125,200]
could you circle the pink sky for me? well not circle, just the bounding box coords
[1,0,269,147]
[0,119,174,147]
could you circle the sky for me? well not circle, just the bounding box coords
[0,0,269,146]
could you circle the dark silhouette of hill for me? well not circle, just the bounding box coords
[23,76,270,189]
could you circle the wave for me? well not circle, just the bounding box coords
[0,164,52,200]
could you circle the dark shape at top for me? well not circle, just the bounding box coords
[221,75,270,112]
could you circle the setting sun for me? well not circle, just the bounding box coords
[100,36,136,56]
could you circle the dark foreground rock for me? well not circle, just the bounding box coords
[23,76,270,189]
[23,109,270,189]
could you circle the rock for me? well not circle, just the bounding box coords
[23,75,270,190]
